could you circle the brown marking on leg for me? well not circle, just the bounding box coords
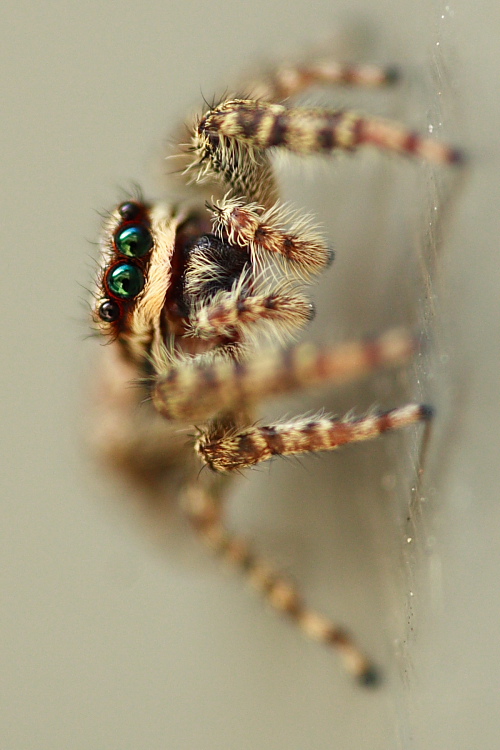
[260,425,286,455]
[267,113,289,146]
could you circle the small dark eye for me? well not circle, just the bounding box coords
[98,299,121,322]
[107,263,145,299]
[115,225,153,258]
[118,201,142,220]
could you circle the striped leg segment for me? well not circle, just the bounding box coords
[247,61,400,102]
[152,328,416,422]
[196,404,432,472]
[182,483,378,684]
[196,99,463,165]
[189,286,314,341]
[209,196,332,277]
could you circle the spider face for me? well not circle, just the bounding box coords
[94,201,192,362]
[93,200,254,364]
[90,55,461,683]
[94,201,154,334]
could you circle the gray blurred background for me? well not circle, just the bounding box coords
[2,0,499,748]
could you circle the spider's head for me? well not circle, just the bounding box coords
[92,199,180,364]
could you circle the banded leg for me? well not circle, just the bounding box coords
[182,482,378,684]
[196,404,432,472]
[189,283,314,342]
[209,196,333,277]
[152,328,416,422]
[247,61,400,102]
[194,99,463,169]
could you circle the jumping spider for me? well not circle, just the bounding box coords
[90,56,461,684]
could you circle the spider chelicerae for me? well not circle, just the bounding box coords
[90,55,461,684]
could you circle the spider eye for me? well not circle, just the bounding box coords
[107,263,145,299]
[115,225,153,258]
[98,299,121,322]
[118,201,142,220]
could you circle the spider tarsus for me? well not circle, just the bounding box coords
[419,404,435,421]
[326,247,335,267]
[358,665,381,688]
[448,146,466,165]
[383,65,400,85]
[307,302,316,322]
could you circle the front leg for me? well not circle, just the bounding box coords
[193,99,463,183]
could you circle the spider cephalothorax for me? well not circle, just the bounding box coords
[91,56,461,683]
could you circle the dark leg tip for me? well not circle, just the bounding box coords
[448,147,466,166]
[358,665,381,687]
[384,66,401,85]
[326,247,335,268]
[419,404,435,421]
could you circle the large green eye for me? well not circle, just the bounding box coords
[115,225,153,258]
[107,263,144,299]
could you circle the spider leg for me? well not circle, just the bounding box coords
[196,404,431,472]
[246,60,399,102]
[89,344,189,493]
[188,282,314,342]
[188,133,277,206]
[209,195,333,278]
[181,482,378,684]
[193,99,463,179]
[152,328,416,422]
